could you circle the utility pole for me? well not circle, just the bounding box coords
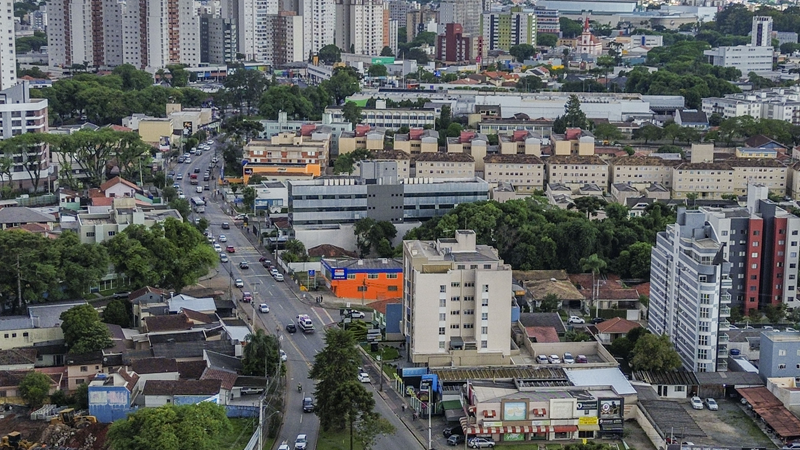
[16,255,22,310]
[378,347,384,392]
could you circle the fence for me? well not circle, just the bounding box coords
[16,194,57,207]
[226,404,259,418]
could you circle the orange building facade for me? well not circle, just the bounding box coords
[322,259,403,301]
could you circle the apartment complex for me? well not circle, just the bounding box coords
[671,158,786,199]
[300,0,336,55]
[339,124,385,154]
[413,152,475,178]
[483,154,545,192]
[287,160,488,226]
[325,106,437,129]
[446,130,489,172]
[242,129,331,183]
[1,0,16,90]
[199,15,238,65]
[649,185,800,372]
[704,17,774,75]
[403,230,512,366]
[545,155,609,192]
[393,128,439,154]
[499,129,542,156]
[438,0,482,37]
[481,6,537,53]
[532,6,559,34]
[610,157,675,191]
[75,198,184,244]
[263,12,304,66]
[702,86,800,125]
[335,0,386,56]
[553,128,595,156]
[436,23,484,64]
[0,83,51,191]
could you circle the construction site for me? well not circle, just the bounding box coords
[0,405,109,450]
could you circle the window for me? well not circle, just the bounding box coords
[698,336,708,346]
[481,313,488,320]
[388,286,398,291]
[439,299,446,307]
[439,341,445,349]
[481,299,488,306]
[779,349,787,356]
[451,282,460,287]
[779,364,787,369]
[80,366,88,372]
[440,285,446,293]
[481,340,488,348]
[483,264,491,269]
[754,230,760,235]
[700,307,710,319]
[752,264,758,269]
[675,386,685,392]
[439,313,446,321]
[752,242,759,247]
[482,285,489,292]
[348,274,356,280]
[699,275,707,282]
[438,327,445,335]
[451,310,460,315]
[451,296,460,302]
[481,326,488,334]
[752,253,758,258]
[463,323,474,329]
[463,309,474,315]
[450,324,460,329]
[368,273,379,279]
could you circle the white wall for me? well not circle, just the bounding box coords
[294,221,419,251]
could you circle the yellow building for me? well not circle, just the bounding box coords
[552,128,595,156]
[610,156,677,190]
[671,158,786,199]
[446,130,489,172]
[242,128,331,184]
[545,155,609,192]
[138,118,174,145]
[483,154,545,192]
[414,152,475,178]
[339,125,385,154]
[393,128,439,154]
[499,130,542,156]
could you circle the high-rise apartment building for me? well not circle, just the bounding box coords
[1,0,16,90]
[228,0,279,61]
[0,82,51,191]
[388,0,409,27]
[752,16,773,47]
[532,6,559,34]
[439,0,482,38]
[649,185,800,372]
[436,23,483,63]
[403,230,512,366]
[264,12,304,66]
[335,0,385,55]
[200,15,238,64]
[481,6,536,52]
[388,18,399,56]
[300,0,335,56]
[405,5,437,42]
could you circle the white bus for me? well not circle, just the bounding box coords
[191,196,206,213]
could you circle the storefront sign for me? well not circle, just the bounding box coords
[332,268,347,280]
[530,420,551,426]
[577,400,598,411]
[504,433,525,441]
[484,422,502,427]
[579,417,599,425]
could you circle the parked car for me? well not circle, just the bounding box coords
[112,291,131,299]
[782,443,800,450]
[259,303,270,313]
[176,174,183,180]
[576,354,588,363]
[591,317,606,324]
[274,274,285,282]
[468,437,495,448]
[240,387,264,395]
[690,396,704,410]
[705,398,718,411]
[239,261,249,269]
[548,354,561,364]
[536,355,549,364]
[302,397,314,413]
[563,352,575,364]
[261,260,272,268]
[447,435,465,446]
[443,425,464,438]
[357,372,371,383]
[286,323,297,333]
[234,278,244,288]
[279,349,287,361]
[270,268,279,277]
[348,310,366,319]
[568,316,585,324]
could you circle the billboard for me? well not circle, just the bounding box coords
[183,121,193,135]
[371,57,395,65]
[503,401,527,421]
[599,399,623,419]
[332,268,347,280]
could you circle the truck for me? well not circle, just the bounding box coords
[297,314,314,333]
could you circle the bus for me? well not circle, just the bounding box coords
[191,197,206,213]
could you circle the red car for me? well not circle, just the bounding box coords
[242,292,252,303]
[226,245,235,253]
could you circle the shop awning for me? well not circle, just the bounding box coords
[553,426,578,433]
[578,424,600,432]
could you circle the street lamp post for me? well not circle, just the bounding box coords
[378,347,384,392]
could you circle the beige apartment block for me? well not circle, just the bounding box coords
[338,124,385,154]
[790,161,800,200]
[403,230,513,366]
[545,155,609,192]
[244,130,332,169]
[138,118,174,145]
[414,153,476,178]
[362,150,411,178]
[673,158,786,199]
[447,130,489,172]
[552,128,595,156]
[730,158,786,196]
[499,130,542,156]
[483,154,545,192]
[393,128,439,154]
[610,156,676,190]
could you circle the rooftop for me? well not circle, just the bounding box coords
[545,155,607,165]
[0,207,55,225]
[611,156,673,167]
[131,357,178,375]
[141,379,222,396]
[143,313,193,333]
[518,313,566,334]
[564,367,636,395]
[414,152,475,163]
[483,154,544,165]
[323,258,403,271]
[27,302,87,329]
[612,183,638,192]
[593,317,642,335]
[370,149,411,160]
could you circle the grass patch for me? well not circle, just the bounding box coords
[546,444,564,450]
[361,343,400,361]
[317,429,364,450]
[724,409,770,440]
[219,417,258,450]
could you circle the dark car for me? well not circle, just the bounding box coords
[194,168,201,174]
[590,317,606,324]
[443,425,464,438]
[286,323,297,333]
[447,435,465,446]
[302,397,314,413]
[221,222,230,230]
[262,260,272,268]
[239,261,249,269]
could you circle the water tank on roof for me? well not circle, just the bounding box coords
[730,348,741,356]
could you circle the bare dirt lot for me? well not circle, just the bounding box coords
[681,397,775,448]
[0,408,109,449]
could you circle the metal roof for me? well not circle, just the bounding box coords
[431,366,566,382]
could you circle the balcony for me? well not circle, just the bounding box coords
[719,320,731,331]
[720,293,732,304]
[717,347,728,358]
[718,333,729,344]
[720,306,731,317]
[717,360,728,371]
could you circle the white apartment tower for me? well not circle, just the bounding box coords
[403,230,513,366]
[1,0,16,90]
[335,0,385,55]
[300,0,335,57]
[752,16,773,47]
[234,0,279,61]
[439,0,482,38]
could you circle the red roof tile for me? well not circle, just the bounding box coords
[525,326,560,343]
[100,176,140,193]
[593,317,641,334]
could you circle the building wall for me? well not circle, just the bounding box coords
[484,162,544,192]
[67,362,106,391]
[704,45,774,75]
[326,269,403,300]
[0,327,63,351]
[546,162,609,191]
[611,162,673,190]
[761,333,800,380]
[302,0,335,55]
[89,385,133,423]
[138,120,174,144]
[415,161,475,178]
[0,0,16,90]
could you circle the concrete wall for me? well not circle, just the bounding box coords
[628,403,667,450]
[526,339,618,366]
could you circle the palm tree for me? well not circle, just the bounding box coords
[580,253,607,317]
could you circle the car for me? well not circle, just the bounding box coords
[218,235,227,242]
[347,310,366,319]
[270,268,279,276]
[240,387,264,395]
[184,158,191,163]
[219,254,229,263]
[468,437,495,448]
[234,278,244,288]
[221,222,230,229]
[705,398,718,411]
[195,149,202,155]
[576,354,588,363]
[274,274,285,282]
[203,175,210,181]
[178,194,186,199]
[212,157,219,163]
[259,256,269,262]
[783,443,800,450]
[278,444,290,450]
[536,354,549,364]
[258,303,270,313]
[242,292,253,303]
[788,327,798,332]
[112,291,131,299]
[563,352,575,364]
[204,184,210,191]
[447,435,465,446]
[261,260,272,268]
[764,326,774,330]
[443,425,464,438]
[213,243,221,252]
[176,174,183,180]
[235,214,247,220]
[548,354,561,364]
[195,186,203,193]
[172,183,181,189]
[590,317,606,324]
[194,168,201,173]
[690,396,704,410]
[207,235,214,243]
[302,397,314,412]
[279,349,287,361]
[226,245,235,253]
[358,372,371,383]
[294,434,308,450]
[239,261,250,269]
[286,323,297,333]
[568,316,585,324]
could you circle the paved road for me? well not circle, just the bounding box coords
[176,141,420,450]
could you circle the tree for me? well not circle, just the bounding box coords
[259,85,313,120]
[580,253,607,314]
[334,148,372,174]
[169,198,192,222]
[593,123,623,143]
[569,196,608,219]
[112,64,154,91]
[354,413,395,450]
[509,44,536,62]
[342,102,363,127]
[537,33,558,47]
[633,124,665,144]
[629,333,682,371]
[60,304,113,354]
[380,46,394,56]
[19,372,52,408]
[517,76,543,92]
[107,403,232,450]
[54,231,109,299]
[614,242,652,279]
[322,67,361,105]
[354,219,397,257]
[559,17,584,38]
[165,64,189,87]
[241,186,257,210]
[763,303,787,324]
[564,330,593,342]
[405,48,429,64]
[242,329,280,376]
[367,64,388,78]
[562,94,588,129]
[539,293,560,312]
[103,299,131,328]
[318,45,343,65]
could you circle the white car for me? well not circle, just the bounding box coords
[358,372,371,383]
[690,396,704,410]
[178,194,186,199]
[259,303,270,313]
[218,235,227,242]
[705,398,718,411]
[563,352,575,364]
[213,243,221,252]
[294,434,308,450]
[348,310,366,319]
[280,349,287,361]
[548,354,561,364]
[274,274,285,282]
[235,278,244,288]
[195,186,203,193]
[536,354,549,364]
[568,316,585,324]
[219,254,229,263]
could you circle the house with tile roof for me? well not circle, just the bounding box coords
[589,317,641,344]
[0,206,56,230]
[99,176,143,199]
[139,379,222,407]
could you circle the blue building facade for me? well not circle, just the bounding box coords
[760,331,800,381]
